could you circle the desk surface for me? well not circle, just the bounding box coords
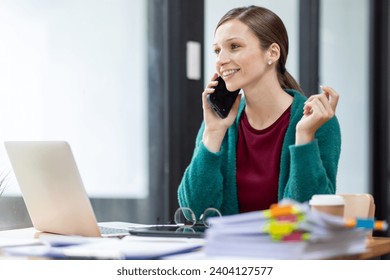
[334,237,390,260]
[1,228,390,260]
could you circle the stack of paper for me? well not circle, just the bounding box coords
[204,200,371,259]
[2,235,204,260]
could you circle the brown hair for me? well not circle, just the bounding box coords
[216,6,304,94]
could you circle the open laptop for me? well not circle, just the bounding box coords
[4,141,132,238]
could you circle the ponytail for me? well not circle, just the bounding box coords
[278,69,304,94]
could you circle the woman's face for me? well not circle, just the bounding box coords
[213,19,269,92]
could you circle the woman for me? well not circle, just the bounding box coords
[177,6,341,219]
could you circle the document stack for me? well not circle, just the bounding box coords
[204,200,387,259]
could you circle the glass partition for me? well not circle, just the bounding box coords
[320,0,369,194]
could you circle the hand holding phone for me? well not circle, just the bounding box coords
[206,76,240,119]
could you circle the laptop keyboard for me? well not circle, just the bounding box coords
[99,226,129,236]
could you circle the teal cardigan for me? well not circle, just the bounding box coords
[177,89,341,219]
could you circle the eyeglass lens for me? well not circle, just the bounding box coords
[200,208,222,227]
[174,207,222,227]
[174,207,196,227]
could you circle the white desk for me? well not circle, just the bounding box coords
[0,227,205,260]
[0,227,37,238]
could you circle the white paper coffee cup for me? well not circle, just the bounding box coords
[309,194,345,217]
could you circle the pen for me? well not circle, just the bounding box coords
[344,218,388,231]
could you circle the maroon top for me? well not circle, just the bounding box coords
[236,106,291,212]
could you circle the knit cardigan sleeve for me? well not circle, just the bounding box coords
[281,115,341,202]
[177,122,226,219]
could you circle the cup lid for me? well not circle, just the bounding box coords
[309,194,345,206]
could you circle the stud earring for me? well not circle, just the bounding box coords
[268,59,273,65]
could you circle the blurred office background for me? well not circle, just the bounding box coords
[0,0,388,242]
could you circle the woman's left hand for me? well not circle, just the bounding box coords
[295,86,339,145]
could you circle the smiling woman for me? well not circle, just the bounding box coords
[178,5,342,219]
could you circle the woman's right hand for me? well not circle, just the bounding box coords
[201,73,241,152]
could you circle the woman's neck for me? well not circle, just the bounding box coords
[243,82,293,130]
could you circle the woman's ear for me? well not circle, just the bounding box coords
[267,43,281,63]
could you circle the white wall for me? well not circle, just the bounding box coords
[320,0,369,194]
[0,0,148,198]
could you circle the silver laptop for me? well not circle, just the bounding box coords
[4,141,131,237]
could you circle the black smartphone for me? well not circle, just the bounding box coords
[128,225,206,238]
[206,76,240,119]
